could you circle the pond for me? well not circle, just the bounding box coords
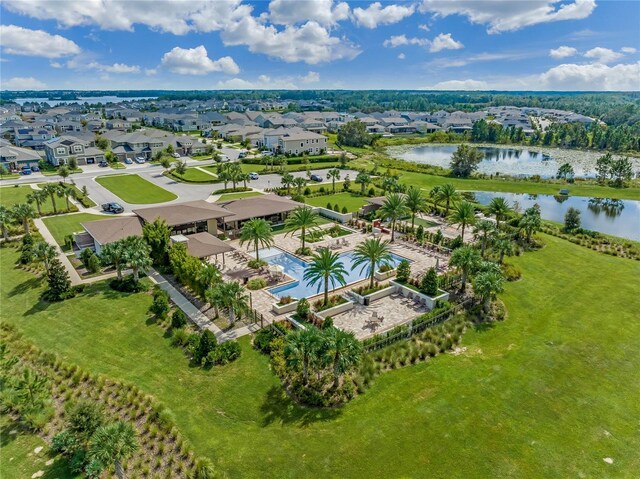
[470,191,640,241]
[389,144,639,179]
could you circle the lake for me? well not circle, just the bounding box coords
[470,191,640,242]
[12,96,156,107]
[389,144,640,179]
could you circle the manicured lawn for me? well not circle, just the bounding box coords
[1,236,639,478]
[42,213,106,250]
[304,192,369,212]
[38,182,96,207]
[0,185,78,214]
[168,167,218,183]
[413,217,440,228]
[95,174,177,204]
[399,170,640,201]
[215,191,264,202]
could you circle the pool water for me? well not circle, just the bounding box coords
[261,247,411,300]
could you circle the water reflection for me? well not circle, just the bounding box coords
[587,198,625,218]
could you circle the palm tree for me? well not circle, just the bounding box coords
[355,172,371,194]
[32,241,57,274]
[42,183,61,214]
[205,283,225,318]
[378,192,409,242]
[11,203,35,235]
[218,281,249,323]
[218,170,230,190]
[519,206,542,243]
[352,237,392,289]
[327,168,341,193]
[60,184,76,211]
[449,201,476,241]
[284,206,320,252]
[284,328,322,385]
[239,218,274,261]
[492,236,514,264]
[323,327,362,388]
[100,240,127,280]
[57,165,70,183]
[15,368,48,411]
[123,236,151,283]
[0,206,11,241]
[404,186,427,230]
[303,248,348,307]
[473,271,505,313]
[292,176,307,195]
[196,263,221,299]
[26,189,47,216]
[487,197,511,228]
[89,421,138,479]
[281,172,295,194]
[436,183,459,217]
[429,185,442,211]
[473,219,495,257]
[449,246,481,291]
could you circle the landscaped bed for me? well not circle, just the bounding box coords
[167,167,218,183]
[42,213,106,251]
[0,185,78,214]
[304,192,370,212]
[95,174,177,204]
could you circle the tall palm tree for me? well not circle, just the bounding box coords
[473,219,495,257]
[355,172,371,194]
[89,421,138,479]
[449,200,476,241]
[487,197,511,228]
[352,237,392,289]
[285,206,320,252]
[60,184,76,211]
[519,206,542,243]
[404,186,427,230]
[0,206,11,241]
[32,241,57,274]
[196,263,221,299]
[124,236,151,283]
[449,245,481,291]
[284,327,322,385]
[218,281,249,323]
[42,183,61,214]
[473,271,505,313]
[436,183,459,217]
[100,240,127,280]
[239,218,274,260]
[303,248,348,306]
[26,189,47,217]
[323,327,362,388]
[377,192,409,242]
[11,203,35,235]
[281,172,295,194]
[429,185,442,212]
[205,283,225,318]
[492,236,514,264]
[292,176,307,195]
[326,168,341,193]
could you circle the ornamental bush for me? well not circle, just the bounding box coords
[396,259,411,282]
[171,309,188,329]
[420,267,439,296]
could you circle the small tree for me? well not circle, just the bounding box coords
[396,259,411,283]
[171,309,188,329]
[149,287,170,319]
[564,207,581,232]
[58,165,70,183]
[420,267,439,296]
[194,330,217,365]
[44,258,72,301]
[450,144,483,178]
[67,156,78,171]
[296,297,311,321]
[556,163,575,181]
[87,254,101,274]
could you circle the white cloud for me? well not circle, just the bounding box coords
[429,33,464,52]
[426,79,489,90]
[160,46,240,75]
[221,18,360,64]
[216,75,299,89]
[2,0,251,35]
[88,62,141,73]
[621,47,637,54]
[398,53,406,60]
[418,24,430,31]
[419,0,596,34]
[383,33,463,52]
[584,47,623,64]
[299,71,320,84]
[540,61,640,90]
[50,61,63,68]
[0,24,80,58]
[353,2,415,29]
[2,76,47,89]
[549,46,577,59]
[269,0,349,26]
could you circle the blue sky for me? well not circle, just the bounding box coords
[1,0,638,91]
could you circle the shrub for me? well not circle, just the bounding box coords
[171,309,188,329]
[247,258,267,269]
[170,328,190,348]
[379,263,393,273]
[296,298,311,321]
[341,206,348,214]
[368,187,376,196]
[207,340,241,365]
[253,328,278,353]
[318,186,325,193]
[194,330,217,365]
[80,247,93,268]
[420,267,439,296]
[278,295,295,305]
[110,275,146,293]
[149,287,170,318]
[247,277,267,290]
[501,263,522,281]
[87,254,101,274]
[333,203,340,212]
[326,201,332,209]
[396,259,411,282]
[303,187,311,195]
[193,457,216,479]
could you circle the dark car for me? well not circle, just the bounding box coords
[21,168,32,175]
[101,202,124,214]
[31,165,40,172]
[99,160,109,167]
[310,174,323,182]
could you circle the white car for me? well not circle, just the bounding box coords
[219,155,230,162]
[172,152,181,158]
[261,151,274,157]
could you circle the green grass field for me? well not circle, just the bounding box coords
[0,185,78,214]
[42,213,106,250]
[3,234,637,477]
[215,191,264,202]
[304,192,370,212]
[95,174,177,204]
[168,167,218,183]
[38,183,96,207]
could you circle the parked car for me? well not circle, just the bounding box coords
[238,151,247,158]
[134,157,145,164]
[249,172,259,180]
[261,151,274,157]
[219,155,230,162]
[101,202,124,214]
[310,174,323,182]
[30,165,40,172]
[21,168,32,175]
[172,152,181,158]
[98,160,108,167]
[124,158,133,164]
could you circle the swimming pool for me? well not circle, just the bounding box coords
[261,247,411,300]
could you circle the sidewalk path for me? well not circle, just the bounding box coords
[33,217,83,285]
